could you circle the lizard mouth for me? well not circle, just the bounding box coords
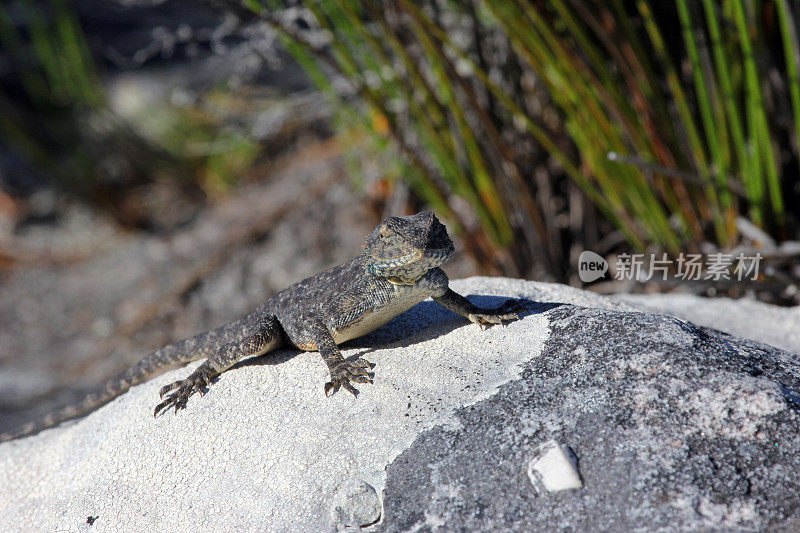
[367,244,454,281]
[370,245,453,269]
[372,249,424,269]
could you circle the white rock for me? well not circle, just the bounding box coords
[528,440,583,493]
[0,277,570,532]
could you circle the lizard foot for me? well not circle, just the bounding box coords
[468,299,525,329]
[153,366,213,417]
[325,358,374,397]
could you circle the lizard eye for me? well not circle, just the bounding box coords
[379,225,391,238]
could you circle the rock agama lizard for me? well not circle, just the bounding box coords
[1,211,520,442]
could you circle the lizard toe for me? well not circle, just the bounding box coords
[342,380,358,396]
[324,378,342,397]
[153,394,175,417]
[158,381,181,398]
[349,374,373,384]
[347,365,372,378]
[350,358,374,370]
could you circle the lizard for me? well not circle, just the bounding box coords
[0,211,521,442]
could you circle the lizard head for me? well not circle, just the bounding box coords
[363,211,455,284]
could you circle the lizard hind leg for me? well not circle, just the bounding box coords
[153,315,282,417]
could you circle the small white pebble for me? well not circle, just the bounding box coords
[527,440,583,493]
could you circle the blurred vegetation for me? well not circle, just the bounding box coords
[3,0,799,284]
[0,0,106,191]
[0,0,262,228]
[248,0,800,280]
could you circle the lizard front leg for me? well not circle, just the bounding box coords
[433,288,522,328]
[154,316,282,416]
[314,328,374,397]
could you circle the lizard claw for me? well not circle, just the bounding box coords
[324,357,374,397]
[468,299,525,329]
[153,367,213,417]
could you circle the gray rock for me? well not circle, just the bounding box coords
[1,278,798,532]
[381,292,800,531]
[613,293,800,354]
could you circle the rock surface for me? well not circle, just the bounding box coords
[1,278,799,531]
[613,292,800,354]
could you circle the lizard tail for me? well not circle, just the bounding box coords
[0,336,208,443]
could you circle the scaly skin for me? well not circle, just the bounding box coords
[1,211,522,442]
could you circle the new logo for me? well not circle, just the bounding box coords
[578,251,608,283]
